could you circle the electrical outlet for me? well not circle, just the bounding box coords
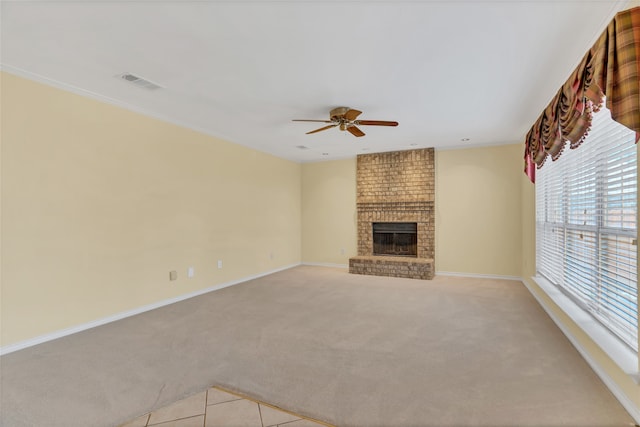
[340,248,345,255]
[217,260,223,269]
[269,252,274,260]
[188,267,194,278]
[169,270,177,281]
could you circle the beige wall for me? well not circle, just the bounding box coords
[520,170,536,278]
[435,144,523,276]
[301,158,357,265]
[1,72,301,347]
[300,144,523,277]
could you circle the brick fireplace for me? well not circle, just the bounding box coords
[349,148,435,280]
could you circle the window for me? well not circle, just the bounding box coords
[536,106,638,350]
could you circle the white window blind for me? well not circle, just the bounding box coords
[536,106,638,350]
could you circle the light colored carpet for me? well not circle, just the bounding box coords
[0,265,633,426]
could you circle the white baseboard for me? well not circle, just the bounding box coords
[521,278,640,424]
[435,270,523,281]
[0,263,300,356]
[301,262,349,269]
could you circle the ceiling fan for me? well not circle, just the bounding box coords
[292,107,398,137]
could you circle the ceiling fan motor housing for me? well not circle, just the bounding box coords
[330,106,350,120]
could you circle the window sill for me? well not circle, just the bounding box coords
[531,275,639,384]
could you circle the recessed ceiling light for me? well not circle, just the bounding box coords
[461,138,471,142]
[410,143,418,146]
[362,148,370,151]
[296,145,309,150]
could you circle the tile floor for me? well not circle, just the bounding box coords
[119,386,333,427]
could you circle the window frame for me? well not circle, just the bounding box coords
[535,107,638,353]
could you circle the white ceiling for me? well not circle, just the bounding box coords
[0,0,631,162]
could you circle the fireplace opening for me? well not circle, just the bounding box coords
[373,222,417,257]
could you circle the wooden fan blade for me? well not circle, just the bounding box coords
[292,119,334,123]
[347,125,365,137]
[355,120,399,127]
[343,109,362,121]
[306,124,338,134]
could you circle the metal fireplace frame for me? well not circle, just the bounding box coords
[372,222,418,257]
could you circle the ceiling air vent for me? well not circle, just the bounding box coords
[296,145,309,150]
[117,73,163,90]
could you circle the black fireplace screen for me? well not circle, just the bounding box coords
[373,222,417,257]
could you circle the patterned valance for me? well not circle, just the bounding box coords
[524,7,640,183]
